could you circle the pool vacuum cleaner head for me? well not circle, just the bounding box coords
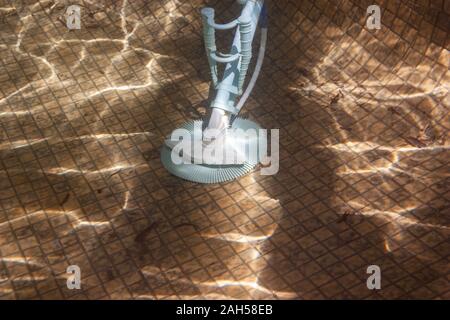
[161,0,267,184]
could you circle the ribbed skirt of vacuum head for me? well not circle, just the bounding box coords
[161,118,262,184]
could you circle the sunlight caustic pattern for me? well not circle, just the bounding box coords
[0,0,448,300]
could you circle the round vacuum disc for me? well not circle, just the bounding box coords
[160,118,264,184]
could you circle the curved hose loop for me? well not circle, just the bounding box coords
[202,7,240,30]
[207,18,239,30]
[210,51,241,63]
[232,3,268,124]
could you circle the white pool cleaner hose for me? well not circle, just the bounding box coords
[233,4,268,119]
